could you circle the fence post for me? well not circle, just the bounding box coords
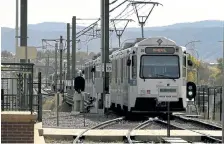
[220,87,222,121]
[203,88,205,113]
[198,87,201,113]
[28,74,33,114]
[207,88,210,119]
[57,92,59,126]
[38,72,42,122]
[1,89,4,111]
[213,88,216,120]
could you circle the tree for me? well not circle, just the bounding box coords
[187,71,196,82]
[187,55,200,83]
[217,58,223,72]
[214,58,223,85]
[1,50,13,57]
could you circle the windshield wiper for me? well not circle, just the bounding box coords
[155,74,176,82]
[142,75,146,82]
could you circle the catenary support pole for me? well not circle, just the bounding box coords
[104,0,110,113]
[20,0,27,62]
[100,0,105,111]
[20,0,28,109]
[67,23,71,80]
[15,0,19,62]
[72,16,77,82]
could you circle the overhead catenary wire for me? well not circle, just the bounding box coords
[77,0,148,48]
[110,0,118,5]
[113,0,147,26]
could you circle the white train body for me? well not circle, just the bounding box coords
[83,37,188,113]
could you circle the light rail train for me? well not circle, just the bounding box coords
[82,37,196,115]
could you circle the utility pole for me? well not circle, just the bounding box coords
[130,1,162,38]
[67,23,71,80]
[59,36,63,93]
[72,16,77,82]
[110,19,133,47]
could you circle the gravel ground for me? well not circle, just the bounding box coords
[104,120,143,129]
[189,117,222,127]
[42,111,119,129]
[170,119,210,130]
[143,121,174,130]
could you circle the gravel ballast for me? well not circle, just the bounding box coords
[42,111,119,129]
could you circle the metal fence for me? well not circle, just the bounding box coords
[1,63,42,121]
[195,85,222,121]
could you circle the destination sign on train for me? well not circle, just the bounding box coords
[145,47,175,54]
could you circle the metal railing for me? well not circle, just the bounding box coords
[195,85,222,121]
[1,63,42,121]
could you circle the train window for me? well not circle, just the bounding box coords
[115,60,117,83]
[123,58,126,79]
[87,67,89,80]
[126,56,129,79]
[89,66,92,80]
[183,67,186,77]
[112,60,115,79]
[118,59,120,81]
[85,67,88,78]
[132,55,137,79]
[183,55,186,67]
[121,58,123,83]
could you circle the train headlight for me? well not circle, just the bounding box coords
[140,90,145,95]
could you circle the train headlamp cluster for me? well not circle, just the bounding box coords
[186,82,196,100]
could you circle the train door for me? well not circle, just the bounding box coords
[115,58,119,108]
[128,53,138,111]
[117,57,122,108]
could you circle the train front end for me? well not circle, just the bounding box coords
[129,37,187,113]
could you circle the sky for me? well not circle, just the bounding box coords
[0,0,224,29]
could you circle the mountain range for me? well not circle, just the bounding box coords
[1,20,224,62]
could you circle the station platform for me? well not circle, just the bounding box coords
[43,128,222,142]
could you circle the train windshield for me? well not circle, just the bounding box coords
[140,55,180,79]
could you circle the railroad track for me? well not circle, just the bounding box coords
[154,118,222,143]
[173,115,222,130]
[73,117,125,143]
[126,117,155,144]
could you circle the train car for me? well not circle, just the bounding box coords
[83,37,194,115]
